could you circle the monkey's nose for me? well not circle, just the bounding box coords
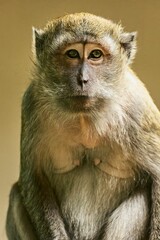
[78,75,89,90]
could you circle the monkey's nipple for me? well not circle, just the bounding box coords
[94,158,134,179]
[74,159,81,166]
[94,158,101,166]
[53,159,81,174]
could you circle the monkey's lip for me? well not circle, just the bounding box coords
[68,96,94,105]
[69,95,91,101]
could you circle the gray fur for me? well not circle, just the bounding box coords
[6,13,160,240]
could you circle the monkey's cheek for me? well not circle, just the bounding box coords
[95,160,134,179]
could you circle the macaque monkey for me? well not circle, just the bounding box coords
[6,13,160,240]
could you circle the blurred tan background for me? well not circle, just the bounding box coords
[0,0,160,239]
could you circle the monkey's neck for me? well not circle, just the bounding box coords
[78,114,101,148]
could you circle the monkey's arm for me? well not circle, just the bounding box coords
[142,135,160,240]
[150,182,160,240]
[130,108,160,240]
[18,167,70,240]
[118,78,160,240]
[15,85,70,240]
[6,183,37,240]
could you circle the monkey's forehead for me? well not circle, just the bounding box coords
[43,13,123,46]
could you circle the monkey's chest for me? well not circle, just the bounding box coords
[51,144,135,179]
[48,116,135,178]
[48,136,137,238]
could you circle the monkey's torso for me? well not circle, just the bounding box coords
[49,152,149,240]
[41,113,150,240]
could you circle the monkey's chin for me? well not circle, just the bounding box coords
[60,96,99,113]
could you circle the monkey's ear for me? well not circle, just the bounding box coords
[120,32,137,64]
[32,27,45,61]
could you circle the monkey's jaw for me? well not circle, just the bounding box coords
[60,96,100,113]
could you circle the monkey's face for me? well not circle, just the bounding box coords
[40,40,127,114]
[33,13,137,114]
[51,42,120,113]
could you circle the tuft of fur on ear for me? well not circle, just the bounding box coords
[32,27,45,62]
[120,32,137,64]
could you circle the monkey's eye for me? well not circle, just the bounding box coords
[88,49,103,59]
[65,49,80,59]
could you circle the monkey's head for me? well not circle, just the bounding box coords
[33,13,137,114]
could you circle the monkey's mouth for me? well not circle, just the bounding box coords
[59,96,98,112]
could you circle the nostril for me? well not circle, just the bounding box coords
[78,77,89,91]
[78,74,89,84]
[83,79,88,84]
